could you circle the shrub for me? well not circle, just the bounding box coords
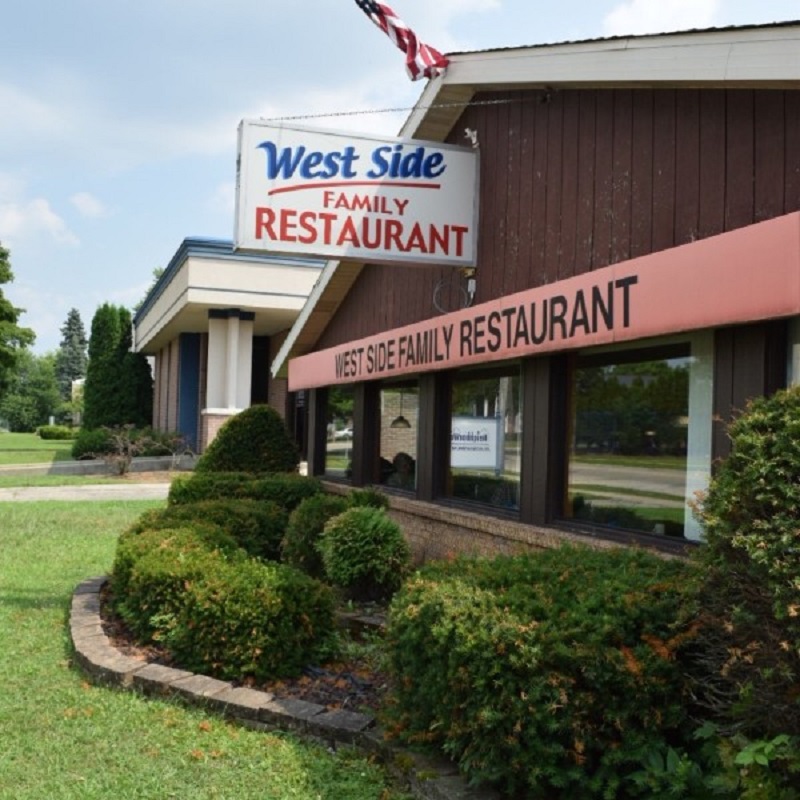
[347,486,390,510]
[37,424,75,440]
[110,525,243,640]
[282,494,349,578]
[168,471,322,512]
[71,427,113,459]
[166,558,336,681]
[71,425,184,460]
[687,386,800,740]
[386,547,693,798]
[318,506,410,601]
[129,499,288,561]
[195,405,299,474]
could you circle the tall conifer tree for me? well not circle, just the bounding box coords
[0,242,35,397]
[54,308,88,400]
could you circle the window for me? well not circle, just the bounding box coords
[447,365,522,511]
[564,334,712,540]
[324,385,355,479]
[378,383,418,491]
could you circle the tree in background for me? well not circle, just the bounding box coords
[54,308,88,401]
[83,303,153,429]
[0,350,61,432]
[0,242,35,398]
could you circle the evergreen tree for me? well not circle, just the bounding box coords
[83,303,121,429]
[54,307,88,401]
[0,242,35,397]
[82,303,153,429]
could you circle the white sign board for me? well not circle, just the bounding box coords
[235,121,479,267]
[450,416,502,471]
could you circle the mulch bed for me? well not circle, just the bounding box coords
[98,585,392,715]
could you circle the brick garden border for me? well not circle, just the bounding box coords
[70,576,500,800]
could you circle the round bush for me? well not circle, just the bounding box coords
[111,525,243,641]
[282,494,349,578]
[318,506,410,601]
[128,499,288,561]
[690,385,800,737]
[195,405,299,474]
[37,424,76,440]
[167,558,336,681]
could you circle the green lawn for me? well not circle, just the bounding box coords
[0,431,75,465]
[0,500,409,800]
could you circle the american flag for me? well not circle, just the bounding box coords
[354,0,449,81]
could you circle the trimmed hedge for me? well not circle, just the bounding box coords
[110,525,243,640]
[195,404,299,474]
[319,506,410,601]
[386,547,693,798]
[128,499,288,562]
[37,424,76,440]
[282,494,349,579]
[168,471,322,512]
[166,557,336,681]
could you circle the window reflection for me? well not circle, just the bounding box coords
[379,385,418,491]
[448,367,521,510]
[567,348,690,537]
[325,385,354,479]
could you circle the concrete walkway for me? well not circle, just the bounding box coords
[0,482,171,502]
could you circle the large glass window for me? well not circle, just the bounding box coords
[565,335,712,540]
[447,366,522,511]
[325,385,354,479]
[378,383,418,491]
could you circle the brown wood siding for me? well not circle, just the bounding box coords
[317,88,800,350]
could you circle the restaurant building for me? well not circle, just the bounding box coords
[272,22,800,557]
[133,237,323,453]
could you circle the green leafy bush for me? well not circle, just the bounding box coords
[166,558,336,681]
[282,494,349,578]
[129,499,288,561]
[37,424,75,440]
[687,386,800,739]
[347,487,390,510]
[318,506,410,601]
[168,471,322,512]
[110,525,243,640]
[386,547,693,798]
[195,405,299,474]
[71,427,113,459]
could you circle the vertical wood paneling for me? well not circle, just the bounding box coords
[316,86,800,351]
[698,90,726,239]
[502,93,523,295]
[630,90,654,257]
[559,91,581,278]
[725,90,755,230]
[611,89,632,264]
[754,92,784,221]
[575,92,597,274]
[592,92,614,269]
[515,92,536,293]
[544,93,563,283]
[652,90,676,252]
[530,93,549,284]
[675,90,700,245]
[787,91,800,213]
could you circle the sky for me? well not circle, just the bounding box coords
[1,0,798,353]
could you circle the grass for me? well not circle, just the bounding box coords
[0,500,410,800]
[0,431,74,465]
[572,453,686,470]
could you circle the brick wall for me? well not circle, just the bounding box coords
[200,411,235,452]
[323,482,624,565]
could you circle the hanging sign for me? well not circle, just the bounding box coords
[234,121,479,267]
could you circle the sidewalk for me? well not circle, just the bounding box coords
[0,482,171,502]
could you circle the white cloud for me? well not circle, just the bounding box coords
[0,198,79,247]
[603,0,721,36]
[70,192,108,219]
